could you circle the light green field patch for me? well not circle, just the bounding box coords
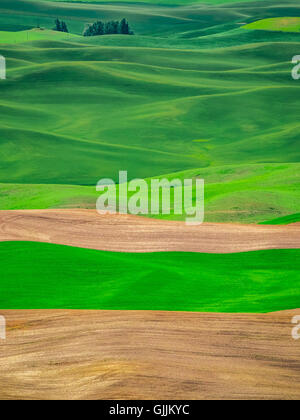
[244,18,300,33]
[0,29,80,44]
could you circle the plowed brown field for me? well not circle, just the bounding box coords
[0,309,300,400]
[0,209,299,253]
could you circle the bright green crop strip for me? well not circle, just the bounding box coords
[0,242,299,313]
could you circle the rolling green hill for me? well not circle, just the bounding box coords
[0,0,299,223]
[1,242,299,312]
[1,40,299,186]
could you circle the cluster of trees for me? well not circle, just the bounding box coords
[53,18,69,33]
[53,18,134,37]
[83,18,134,37]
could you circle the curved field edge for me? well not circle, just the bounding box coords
[0,241,299,313]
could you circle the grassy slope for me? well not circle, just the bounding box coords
[1,163,299,223]
[0,242,299,312]
[244,17,300,33]
[1,40,300,185]
[142,163,300,223]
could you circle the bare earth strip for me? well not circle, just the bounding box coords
[0,209,299,253]
[1,309,300,400]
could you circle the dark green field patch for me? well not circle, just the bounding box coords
[261,212,300,225]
